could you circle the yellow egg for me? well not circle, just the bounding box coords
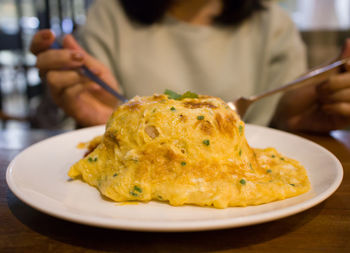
[68,94,310,208]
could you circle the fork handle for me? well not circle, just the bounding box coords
[250,57,349,102]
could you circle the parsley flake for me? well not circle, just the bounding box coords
[164,89,198,100]
[130,192,138,197]
[202,139,210,146]
[164,89,181,100]
[238,125,243,135]
[88,157,98,162]
[181,91,199,99]
[240,179,246,185]
[133,185,142,193]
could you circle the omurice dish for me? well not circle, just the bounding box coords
[68,94,310,208]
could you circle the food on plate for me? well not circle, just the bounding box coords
[68,92,310,208]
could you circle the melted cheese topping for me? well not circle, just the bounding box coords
[68,94,310,208]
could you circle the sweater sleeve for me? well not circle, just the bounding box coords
[244,3,307,126]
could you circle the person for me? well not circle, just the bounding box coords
[30,0,350,132]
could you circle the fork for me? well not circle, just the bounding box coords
[50,39,128,103]
[227,57,350,118]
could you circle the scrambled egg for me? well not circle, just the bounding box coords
[68,94,310,208]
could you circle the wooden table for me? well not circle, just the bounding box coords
[1,128,349,252]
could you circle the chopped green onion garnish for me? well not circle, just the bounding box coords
[266,169,272,173]
[134,185,142,193]
[164,89,198,100]
[181,161,186,166]
[130,192,138,197]
[271,155,276,158]
[239,149,242,156]
[202,139,210,146]
[164,89,181,100]
[170,107,176,111]
[197,115,204,120]
[238,125,243,135]
[113,173,118,177]
[88,157,98,162]
[280,157,285,161]
[181,91,199,99]
[290,183,295,186]
[240,179,246,185]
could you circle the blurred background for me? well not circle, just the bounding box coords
[0,0,349,130]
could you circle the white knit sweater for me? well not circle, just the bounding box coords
[79,0,307,126]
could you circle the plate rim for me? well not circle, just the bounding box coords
[6,125,344,232]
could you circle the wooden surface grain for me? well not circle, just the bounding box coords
[1,129,349,253]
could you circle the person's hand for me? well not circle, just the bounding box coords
[30,29,121,126]
[271,39,350,133]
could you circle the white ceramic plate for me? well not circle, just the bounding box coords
[6,125,343,232]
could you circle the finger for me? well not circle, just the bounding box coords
[36,49,84,70]
[46,70,86,96]
[85,82,102,92]
[346,60,350,72]
[61,82,85,101]
[77,68,104,92]
[341,38,350,58]
[30,29,55,55]
[317,72,350,95]
[61,88,113,126]
[322,102,350,117]
[62,34,121,96]
[63,34,97,68]
[59,84,96,121]
[39,69,47,80]
[63,34,85,51]
[56,83,86,111]
[322,88,350,103]
[63,34,109,74]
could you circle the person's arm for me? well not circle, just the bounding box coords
[271,40,350,133]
